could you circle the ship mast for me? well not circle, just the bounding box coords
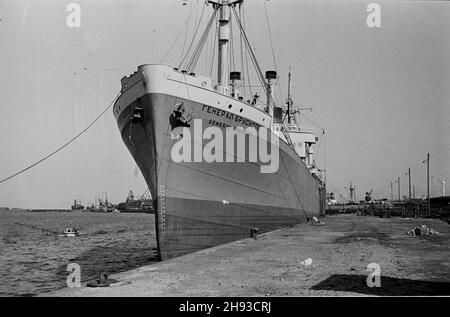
[287,67,292,124]
[217,0,230,95]
[209,0,243,95]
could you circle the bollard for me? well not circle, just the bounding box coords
[250,228,259,239]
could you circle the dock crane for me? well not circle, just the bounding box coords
[365,188,374,203]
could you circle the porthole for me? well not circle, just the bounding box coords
[228,104,232,109]
[239,108,243,113]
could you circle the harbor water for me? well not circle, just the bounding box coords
[0,211,158,296]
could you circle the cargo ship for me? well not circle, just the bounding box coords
[113,0,325,260]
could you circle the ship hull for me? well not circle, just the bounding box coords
[114,65,324,260]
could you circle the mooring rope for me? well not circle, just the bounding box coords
[0,93,120,185]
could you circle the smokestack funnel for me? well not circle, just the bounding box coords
[265,70,277,80]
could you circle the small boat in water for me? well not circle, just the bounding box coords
[63,227,79,237]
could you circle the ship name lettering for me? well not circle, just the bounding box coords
[202,104,259,128]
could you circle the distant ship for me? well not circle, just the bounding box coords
[71,199,85,210]
[113,0,326,260]
[86,193,117,212]
[117,190,154,213]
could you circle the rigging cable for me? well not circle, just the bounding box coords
[179,1,207,69]
[229,12,236,72]
[237,8,262,91]
[179,1,194,67]
[209,11,219,78]
[231,7,265,95]
[186,9,218,72]
[161,3,195,63]
[0,92,120,185]
[204,9,210,74]
[232,5,294,146]
[232,6,279,113]
[242,5,253,97]
[263,0,284,106]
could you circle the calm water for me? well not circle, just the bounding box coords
[0,211,158,296]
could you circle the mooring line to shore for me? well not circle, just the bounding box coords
[0,93,120,185]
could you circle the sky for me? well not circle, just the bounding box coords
[0,0,449,208]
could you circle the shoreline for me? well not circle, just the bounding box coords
[44,214,450,297]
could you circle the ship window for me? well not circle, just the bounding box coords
[228,104,232,109]
[240,108,243,113]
